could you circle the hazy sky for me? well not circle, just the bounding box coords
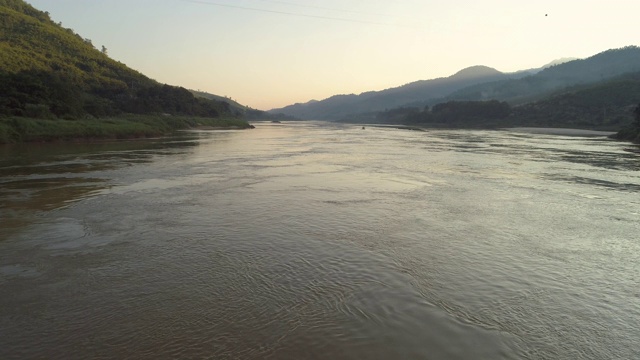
[27,0,639,110]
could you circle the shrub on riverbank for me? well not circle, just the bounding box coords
[0,115,252,143]
[611,104,640,143]
[612,126,640,144]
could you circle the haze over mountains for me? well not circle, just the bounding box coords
[269,65,522,120]
[447,47,640,104]
[270,47,640,122]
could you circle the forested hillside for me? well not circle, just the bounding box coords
[509,72,640,129]
[446,46,640,104]
[0,0,231,119]
[357,100,512,128]
[361,71,640,133]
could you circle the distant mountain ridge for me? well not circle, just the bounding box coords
[541,57,580,69]
[452,65,503,78]
[447,46,640,104]
[270,47,640,121]
[354,70,640,133]
[269,65,522,120]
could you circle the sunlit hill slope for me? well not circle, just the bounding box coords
[0,0,233,120]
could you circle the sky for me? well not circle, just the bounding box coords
[27,0,640,110]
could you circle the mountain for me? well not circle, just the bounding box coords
[369,71,640,132]
[540,57,580,69]
[269,65,519,120]
[446,46,640,104]
[509,71,640,129]
[271,47,640,122]
[190,90,247,115]
[506,58,578,78]
[0,0,233,120]
[190,90,299,121]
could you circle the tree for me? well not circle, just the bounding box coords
[101,45,108,55]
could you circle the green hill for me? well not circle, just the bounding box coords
[190,90,247,115]
[0,0,250,142]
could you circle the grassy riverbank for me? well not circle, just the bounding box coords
[0,115,253,143]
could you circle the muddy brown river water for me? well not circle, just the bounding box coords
[1,122,639,359]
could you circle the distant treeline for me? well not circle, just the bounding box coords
[368,100,512,128]
[244,108,299,121]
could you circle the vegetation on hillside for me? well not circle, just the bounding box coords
[362,100,512,128]
[0,0,248,142]
[446,46,640,104]
[508,72,640,129]
[191,90,298,120]
[611,104,640,143]
[343,70,640,134]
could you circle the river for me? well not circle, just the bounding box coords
[1,121,639,359]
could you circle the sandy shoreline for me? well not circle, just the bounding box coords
[504,127,616,137]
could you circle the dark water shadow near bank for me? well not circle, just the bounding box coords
[0,135,203,241]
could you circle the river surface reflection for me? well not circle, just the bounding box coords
[1,122,639,359]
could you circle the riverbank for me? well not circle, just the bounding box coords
[0,115,253,144]
[610,125,640,144]
[369,124,619,137]
[504,127,617,137]
[503,126,640,144]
